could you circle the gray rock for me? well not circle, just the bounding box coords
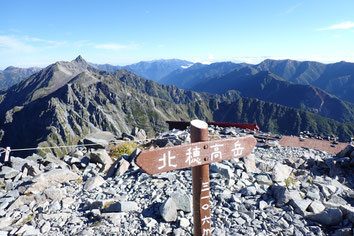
[7,194,35,211]
[155,138,173,147]
[90,149,113,172]
[143,217,158,228]
[62,197,75,209]
[271,185,290,207]
[0,216,12,229]
[340,205,354,224]
[26,168,79,194]
[210,162,233,180]
[49,200,61,211]
[106,158,130,177]
[326,195,348,207]
[10,157,38,172]
[16,224,40,236]
[255,174,273,185]
[306,187,320,200]
[67,157,81,165]
[258,200,268,210]
[337,145,354,158]
[83,136,109,150]
[159,197,177,222]
[104,201,139,212]
[115,158,130,177]
[84,175,105,191]
[126,148,141,163]
[243,154,259,173]
[0,166,19,179]
[44,187,62,201]
[131,127,147,141]
[241,186,257,196]
[22,162,41,176]
[41,222,51,233]
[171,191,192,213]
[179,218,190,228]
[305,208,343,226]
[217,192,232,201]
[272,163,292,182]
[290,198,312,215]
[286,156,305,169]
[0,231,8,236]
[43,153,69,170]
[235,217,246,225]
[308,201,325,214]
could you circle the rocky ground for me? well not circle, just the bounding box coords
[0,126,354,236]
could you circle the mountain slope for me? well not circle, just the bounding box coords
[90,63,121,72]
[255,59,354,103]
[0,66,41,90]
[255,59,326,85]
[213,97,354,139]
[124,59,193,82]
[193,69,354,123]
[159,62,248,89]
[92,59,193,82]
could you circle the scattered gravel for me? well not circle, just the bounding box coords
[0,126,353,235]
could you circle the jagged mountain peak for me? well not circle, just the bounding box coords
[72,55,88,65]
[0,57,100,110]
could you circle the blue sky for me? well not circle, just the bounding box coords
[1,0,354,69]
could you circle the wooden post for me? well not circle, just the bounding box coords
[190,120,211,236]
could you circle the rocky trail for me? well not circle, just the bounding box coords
[0,126,354,235]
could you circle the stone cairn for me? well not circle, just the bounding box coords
[0,126,353,235]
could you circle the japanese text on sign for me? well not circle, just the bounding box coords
[136,136,257,175]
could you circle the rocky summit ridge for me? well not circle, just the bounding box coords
[0,125,353,235]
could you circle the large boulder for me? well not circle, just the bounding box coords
[25,169,79,194]
[159,197,177,222]
[272,163,293,182]
[90,149,113,173]
[84,175,106,191]
[305,208,343,226]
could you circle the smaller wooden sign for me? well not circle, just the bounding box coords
[136,135,256,175]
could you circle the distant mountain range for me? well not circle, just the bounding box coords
[255,59,354,104]
[3,58,353,105]
[192,67,354,123]
[0,56,353,157]
[0,66,41,90]
[156,59,354,104]
[91,59,193,82]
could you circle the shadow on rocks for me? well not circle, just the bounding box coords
[142,202,163,221]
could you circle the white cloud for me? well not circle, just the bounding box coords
[95,43,132,50]
[73,40,94,48]
[24,36,67,46]
[0,35,34,53]
[318,21,354,31]
[231,56,269,64]
[281,2,303,16]
[207,53,215,60]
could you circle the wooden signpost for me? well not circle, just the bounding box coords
[136,120,257,236]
